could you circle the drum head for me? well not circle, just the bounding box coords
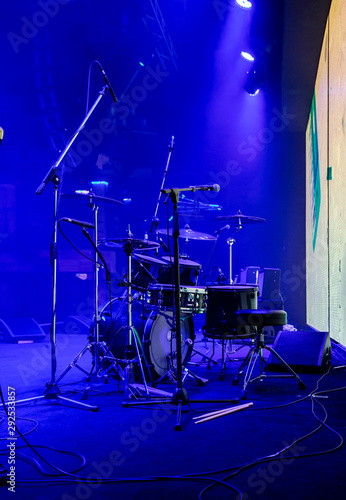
[161,255,201,268]
[133,253,169,266]
[144,311,194,377]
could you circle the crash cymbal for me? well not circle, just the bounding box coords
[158,225,217,241]
[215,210,265,223]
[179,194,222,215]
[99,238,160,252]
[61,191,123,206]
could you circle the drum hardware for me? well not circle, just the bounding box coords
[215,210,265,284]
[54,198,126,398]
[151,337,209,389]
[123,186,239,431]
[99,235,173,400]
[11,86,116,411]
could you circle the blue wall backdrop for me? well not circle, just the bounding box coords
[1,0,308,326]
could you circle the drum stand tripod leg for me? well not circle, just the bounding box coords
[123,190,239,429]
[182,367,208,386]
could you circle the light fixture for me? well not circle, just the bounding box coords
[235,0,253,10]
[244,67,262,96]
[241,51,255,62]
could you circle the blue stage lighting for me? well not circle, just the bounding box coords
[91,181,109,186]
[235,0,253,10]
[241,51,255,62]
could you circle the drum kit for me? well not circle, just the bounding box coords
[28,127,266,421]
[52,183,265,409]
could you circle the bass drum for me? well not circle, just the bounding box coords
[96,295,195,379]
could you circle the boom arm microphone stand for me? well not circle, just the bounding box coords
[123,185,239,431]
[12,86,111,411]
[150,136,174,248]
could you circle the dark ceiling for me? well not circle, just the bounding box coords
[282,0,332,131]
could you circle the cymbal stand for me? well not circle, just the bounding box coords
[227,220,242,284]
[55,197,125,398]
[150,136,175,249]
[123,188,239,431]
[120,241,172,400]
[7,87,112,410]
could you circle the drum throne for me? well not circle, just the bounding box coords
[232,309,306,399]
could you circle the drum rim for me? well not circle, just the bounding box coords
[206,285,259,290]
[148,283,207,292]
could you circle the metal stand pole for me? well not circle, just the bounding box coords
[12,178,98,410]
[123,189,239,431]
[10,87,112,411]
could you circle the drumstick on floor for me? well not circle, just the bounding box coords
[194,402,253,424]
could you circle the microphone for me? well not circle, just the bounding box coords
[157,235,169,253]
[61,218,95,230]
[215,224,230,234]
[0,127,4,147]
[189,184,220,192]
[97,62,118,104]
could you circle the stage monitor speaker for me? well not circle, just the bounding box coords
[240,266,260,285]
[64,315,92,335]
[259,268,281,300]
[265,330,331,373]
[0,318,46,343]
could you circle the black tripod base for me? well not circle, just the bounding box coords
[9,383,99,412]
[122,387,240,431]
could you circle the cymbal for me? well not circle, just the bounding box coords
[61,192,123,206]
[99,238,160,252]
[215,210,265,223]
[158,225,217,241]
[179,195,222,215]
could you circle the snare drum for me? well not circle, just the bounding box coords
[205,285,259,336]
[147,284,207,314]
[160,255,202,286]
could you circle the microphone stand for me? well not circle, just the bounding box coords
[123,186,239,431]
[150,136,174,246]
[12,86,110,411]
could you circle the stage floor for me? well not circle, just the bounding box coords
[1,330,345,500]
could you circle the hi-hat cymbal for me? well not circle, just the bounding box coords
[215,210,265,223]
[61,192,123,206]
[99,238,160,252]
[158,225,217,241]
